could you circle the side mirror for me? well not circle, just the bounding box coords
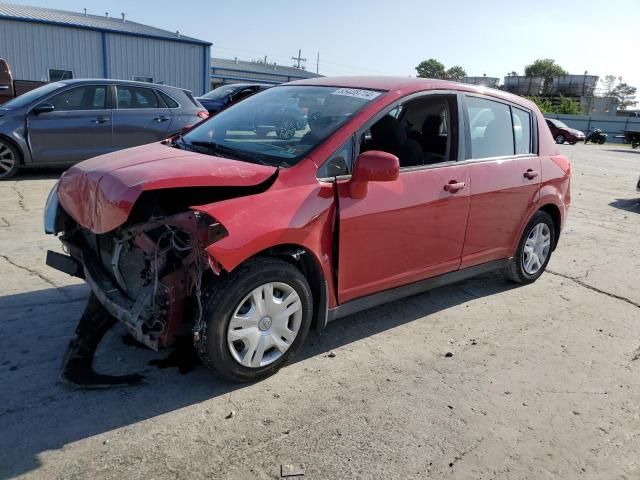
[349,150,399,199]
[33,103,55,115]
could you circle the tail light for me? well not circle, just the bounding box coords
[197,110,209,120]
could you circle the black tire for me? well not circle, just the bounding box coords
[598,138,606,145]
[0,139,20,180]
[555,134,565,144]
[504,210,555,284]
[569,142,576,145]
[195,257,313,382]
[254,126,271,136]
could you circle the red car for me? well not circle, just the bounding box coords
[44,77,570,384]
[545,118,585,144]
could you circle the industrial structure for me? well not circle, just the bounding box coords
[502,74,618,115]
[0,3,211,95]
[209,57,321,90]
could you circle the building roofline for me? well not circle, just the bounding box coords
[0,14,212,46]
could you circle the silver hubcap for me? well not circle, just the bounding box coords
[556,135,564,143]
[279,121,295,139]
[523,223,551,274]
[227,282,302,368]
[0,142,16,176]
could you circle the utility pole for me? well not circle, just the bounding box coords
[316,51,319,74]
[291,49,306,69]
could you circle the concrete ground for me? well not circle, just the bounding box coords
[0,143,639,479]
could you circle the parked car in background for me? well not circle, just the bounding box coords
[0,58,47,104]
[196,83,271,115]
[0,79,208,179]
[545,118,585,144]
[45,76,570,385]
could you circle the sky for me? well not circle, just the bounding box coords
[7,0,640,92]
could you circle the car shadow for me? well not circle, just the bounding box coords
[605,148,640,155]
[0,273,516,477]
[609,198,640,213]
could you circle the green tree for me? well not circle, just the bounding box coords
[446,66,467,81]
[415,58,447,79]
[526,95,582,115]
[524,58,568,78]
[524,59,568,92]
[611,82,638,110]
[526,96,555,114]
[599,74,618,95]
[555,95,582,114]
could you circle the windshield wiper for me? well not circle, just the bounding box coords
[186,141,272,166]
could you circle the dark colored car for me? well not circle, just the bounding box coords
[196,83,271,115]
[198,83,307,139]
[545,118,585,145]
[45,77,570,384]
[0,79,208,179]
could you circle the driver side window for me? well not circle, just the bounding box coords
[49,86,107,111]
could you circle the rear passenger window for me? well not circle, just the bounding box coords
[158,90,179,108]
[512,107,532,154]
[116,86,159,109]
[466,96,513,159]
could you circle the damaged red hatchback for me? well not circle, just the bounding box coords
[44,76,570,384]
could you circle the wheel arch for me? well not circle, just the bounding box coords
[538,203,562,250]
[0,133,24,165]
[210,243,329,332]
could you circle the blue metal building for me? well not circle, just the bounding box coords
[0,3,211,95]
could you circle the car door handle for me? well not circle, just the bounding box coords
[523,169,539,180]
[444,181,466,193]
[91,117,109,124]
[154,116,170,122]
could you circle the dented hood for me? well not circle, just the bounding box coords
[57,142,276,234]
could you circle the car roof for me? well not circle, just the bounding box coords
[58,78,187,92]
[285,76,536,110]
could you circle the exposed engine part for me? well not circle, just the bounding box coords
[60,293,145,388]
[57,209,227,354]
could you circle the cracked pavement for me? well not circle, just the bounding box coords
[1,144,639,479]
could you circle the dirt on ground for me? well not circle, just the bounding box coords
[0,144,639,479]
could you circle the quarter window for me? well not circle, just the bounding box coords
[466,96,513,159]
[48,69,73,82]
[512,107,532,154]
[317,138,353,178]
[157,90,179,108]
[116,86,160,109]
[49,85,107,111]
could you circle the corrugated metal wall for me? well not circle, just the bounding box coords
[0,19,103,81]
[0,19,207,94]
[106,34,205,94]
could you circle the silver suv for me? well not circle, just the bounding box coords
[0,79,208,179]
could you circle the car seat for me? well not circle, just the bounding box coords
[369,115,423,167]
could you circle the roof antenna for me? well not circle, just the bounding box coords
[121,12,126,22]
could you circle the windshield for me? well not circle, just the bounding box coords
[1,82,65,109]
[180,85,382,167]
[550,119,569,129]
[201,85,242,100]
